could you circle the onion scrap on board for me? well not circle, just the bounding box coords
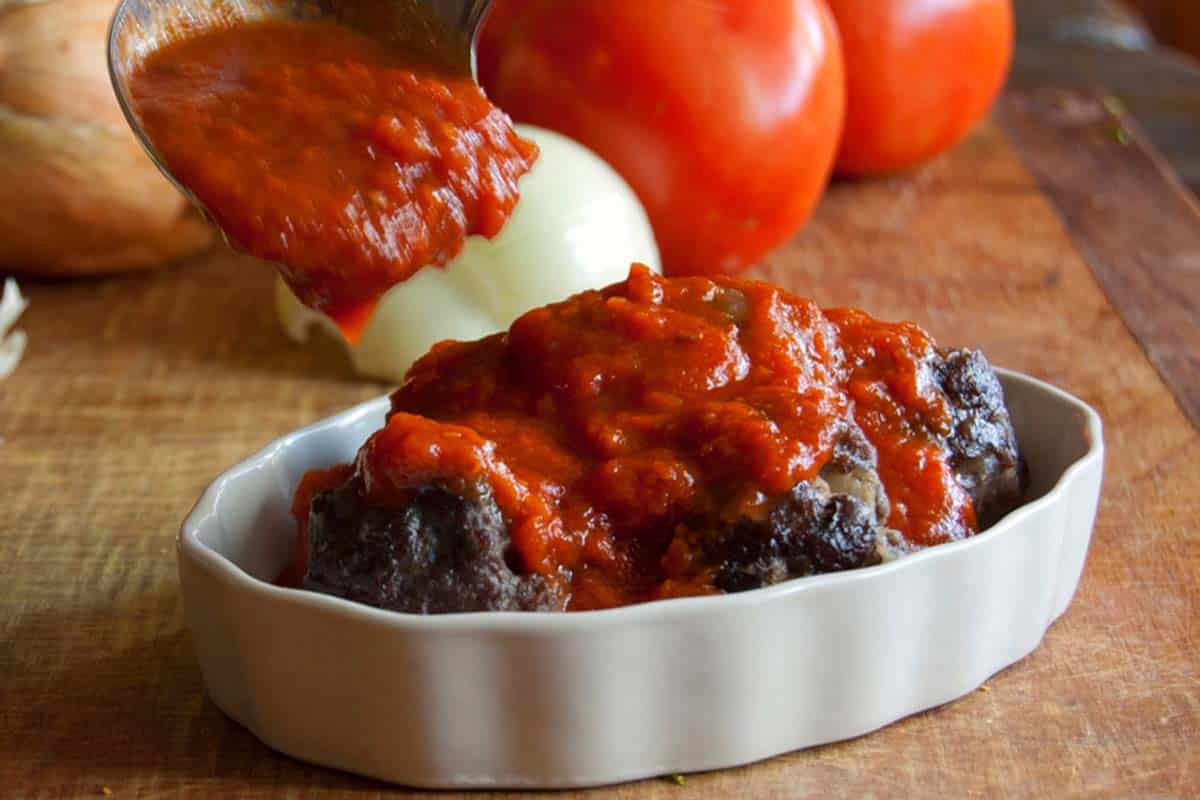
[0,278,27,379]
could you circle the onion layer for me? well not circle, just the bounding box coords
[277,126,661,383]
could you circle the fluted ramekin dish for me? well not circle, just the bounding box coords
[179,369,1103,789]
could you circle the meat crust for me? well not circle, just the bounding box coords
[299,343,1025,612]
[933,348,1026,527]
[305,477,565,613]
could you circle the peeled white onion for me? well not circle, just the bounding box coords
[0,278,28,380]
[277,125,661,383]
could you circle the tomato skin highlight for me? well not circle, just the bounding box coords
[827,0,1014,175]
[478,0,846,277]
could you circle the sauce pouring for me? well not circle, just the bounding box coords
[107,0,529,339]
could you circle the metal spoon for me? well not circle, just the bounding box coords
[107,0,495,237]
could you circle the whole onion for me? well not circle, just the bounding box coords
[0,0,211,275]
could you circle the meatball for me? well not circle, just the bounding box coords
[933,348,1026,527]
[300,348,1026,611]
[291,268,1029,613]
[704,482,883,594]
[305,476,565,613]
[682,348,1026,594]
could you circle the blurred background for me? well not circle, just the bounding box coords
[1122,0,1200,57]
[1015,0,1200,190]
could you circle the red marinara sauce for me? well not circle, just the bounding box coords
[128,19,538,338]
[309,266,976,610]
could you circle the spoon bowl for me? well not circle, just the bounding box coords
[107,0,494,244]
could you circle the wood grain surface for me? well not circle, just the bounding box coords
[2,93,1198,798]
[1000,89,1200,427]
[1013,0,1200,192]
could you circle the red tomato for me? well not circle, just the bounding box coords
[478,0,845,276]
[827,0,1013,175]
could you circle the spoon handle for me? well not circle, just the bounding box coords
[422,0,494,69]
[426,0,494,34]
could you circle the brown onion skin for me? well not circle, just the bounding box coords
[0,0,212,276]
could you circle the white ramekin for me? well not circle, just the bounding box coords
[179,369,1103,789]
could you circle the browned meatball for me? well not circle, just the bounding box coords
[300,349,1024,612]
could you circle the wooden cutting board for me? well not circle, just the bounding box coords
[1,90,1197,798]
